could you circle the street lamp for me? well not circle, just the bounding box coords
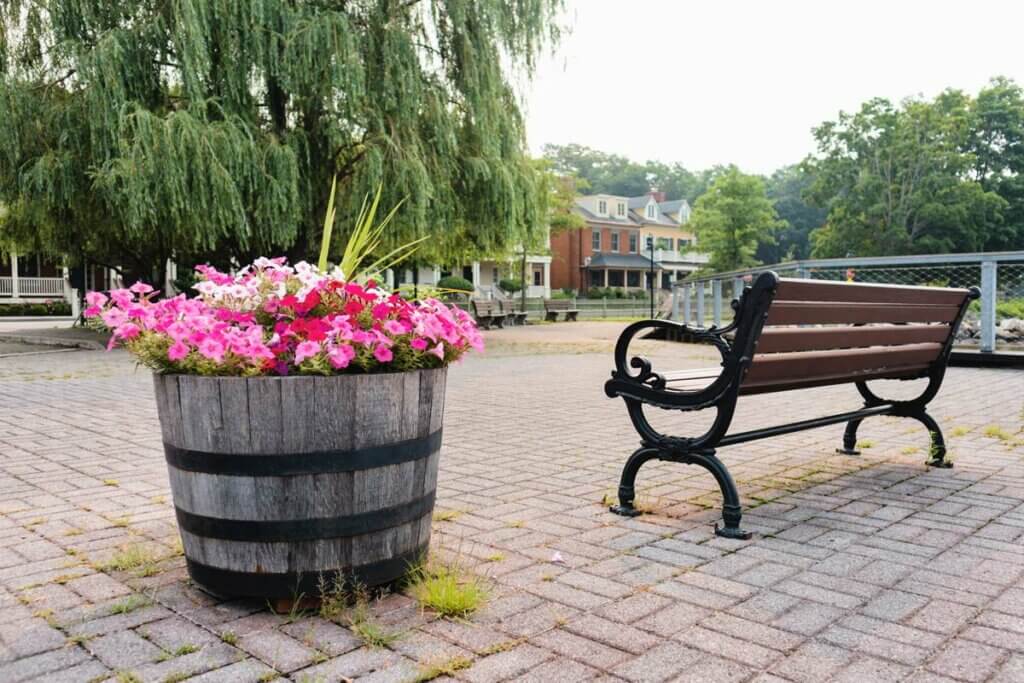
[647,235,655,318]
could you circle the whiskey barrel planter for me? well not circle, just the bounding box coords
[152,368,446,600]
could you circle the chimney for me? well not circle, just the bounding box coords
[649,190,666,203]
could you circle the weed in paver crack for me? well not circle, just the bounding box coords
[162,672,188,683]
[257,672,281,682]
[311,651,329,664]
[110,594,151,615]
[950,426,971,437]
[317,573,349,622]
[94,543,162,576]
[220,630,238,645]
[103,479,120,487]
[484,553,504,563]
[114,672,142,683]
[432,509,462,522]
[901,446,921,455]
[983,424,1012,440]
[64,527,83,536]
[408,560,489,619]
[414,654,473,681]
[66,634,94,646]
[855,440,875,449]
[348,601,399,648]
[478,639,519,656]
[507,520,524,528]
[156,644,197,661]
[25,517,47,528]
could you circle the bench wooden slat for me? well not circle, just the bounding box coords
[739,364,931,394]
[775,278,969,306]
[744,342,943,386]
[765,301,961,326]
[755,324,952,354]
[661,368,724,383]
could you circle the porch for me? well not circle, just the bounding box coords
[0,251,70,303]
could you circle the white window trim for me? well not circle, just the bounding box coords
[598,200,607,215]
[617,202,626,216]
[611,232,620,252]
[592,230,601,251]
[646,203,656,219]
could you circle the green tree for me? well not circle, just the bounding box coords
[0,0,564,286]
[804,93,1007,257]
[756,164,826,263]
[689,166,783,272]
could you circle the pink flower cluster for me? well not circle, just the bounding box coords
[84,258,483,376]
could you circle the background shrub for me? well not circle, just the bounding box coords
[436,276,474,294]
[498,278,522,293]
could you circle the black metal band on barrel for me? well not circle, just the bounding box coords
[185,543,428,598]
[163,429,442,476]
[175,490,435,542]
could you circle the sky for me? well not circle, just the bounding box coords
[521,0,1024,176]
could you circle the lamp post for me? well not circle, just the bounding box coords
[648,235,655,318]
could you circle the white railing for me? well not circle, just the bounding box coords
[670,251,1024,353]
[0,276,67,298]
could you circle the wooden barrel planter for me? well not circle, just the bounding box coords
[152,368,446,600]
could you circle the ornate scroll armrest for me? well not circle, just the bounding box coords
[605,319,733,397]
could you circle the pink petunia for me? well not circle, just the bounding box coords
[410,337,428,351]
[198,337,225,362]
[384,319,407,335]
[328,344,356,369]
[168,341,190,361]
[294,340,321,364]
[85,291,108,307]
[129,281,155,295]
[428,342,445,360]
[114,322,141,339]
[84,305,103,318]
[373,345,394,363]
[101,308,128,328]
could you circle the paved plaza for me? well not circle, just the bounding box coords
[1,322,1023,682]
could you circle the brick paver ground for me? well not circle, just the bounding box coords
[1,322,1022,682]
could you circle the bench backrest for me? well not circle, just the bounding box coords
[472,299,501,317]
[545,299,573,310]
[737,276,976,393]
[500,299,521,314]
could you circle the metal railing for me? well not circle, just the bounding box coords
[0,276,68,298]
[670,251,1024,353]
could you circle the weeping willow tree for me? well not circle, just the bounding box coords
[0,0,563,285]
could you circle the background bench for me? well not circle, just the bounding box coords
[604,272,978,539]
[500,299,528,325]
[471,299,507,329]
[543,298,579,322]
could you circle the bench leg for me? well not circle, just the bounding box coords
[609,447,660,517]
[837,418,864,455]
[692,452,752,540]
[910,410,952,468]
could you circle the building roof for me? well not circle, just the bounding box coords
[588,253,663,269]
[628,208,679,227]
[573,204,641,226]
[659,199,690,214]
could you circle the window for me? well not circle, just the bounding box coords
[629,233,638,253]
[646,203,656,219]
[656,237,672,250]
[610,232,620,252]
[492,267,499,282]
[626,271,640,288]
[617,202,626,216]
[533,268,543,286]
[598,200,607,214]
[678,238,691,252]
[608,270,624,287]
[589,269,604,287]
[591,230,601,251]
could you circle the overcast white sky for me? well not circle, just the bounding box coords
[521,0,1024,175]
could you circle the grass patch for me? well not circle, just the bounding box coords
[114,673,142,683]
[63,527,83,537]
[257,673,281,683]
[220,631,237,645]
[94,544,161,576]
[103,479,119,487]
[414,655,473,682]
[855,440,874,449]
[408,561,488,619]
[110,595,151,615]
[950,426,971,437]
[431,509,462,522]
[983,425,1012,441]
[484,553,504,563]
[157,644,198,661]
[479,640,518,656]
[348,600,399,648]
[161,673,188,683]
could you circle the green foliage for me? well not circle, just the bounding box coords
[757,165,826,262]
[408,561,489,618]
[689,167,783,272]
[543,143,710,202]
[0,300,69,316]
[0,0,565,283]
[499,278,523,293]
[804,86,1013,257]
[435,276,474,294]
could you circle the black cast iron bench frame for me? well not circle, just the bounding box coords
[604,271,978,540]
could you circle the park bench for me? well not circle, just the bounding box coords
[604,272,978,540]
[544,298,579,322]
[500,298,529,325]
[471,299,507,329]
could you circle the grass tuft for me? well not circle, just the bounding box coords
[103,479,120,487]
[950,426,971,437]
[110,595,151,615]
[983,424,1012,441]
[348,600,399,648]
[220,631,237,645]
[408,561,488,619]
[855,440,874,449]
[431,509,462,522]
[94,544,161,576]
[414,655,473,682]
